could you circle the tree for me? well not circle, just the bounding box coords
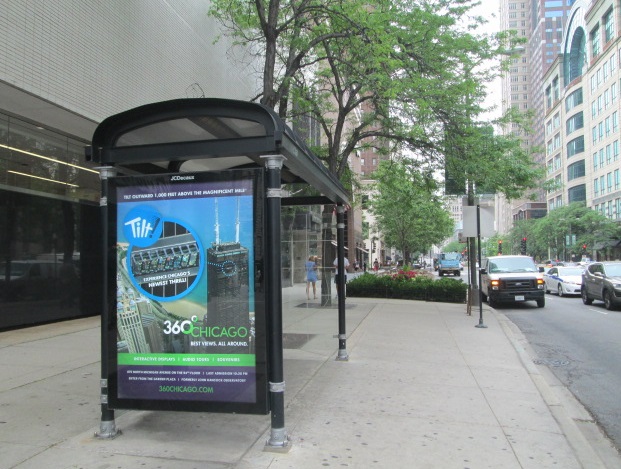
[209,0,505,178]
[369,160,453,262]
[209,0,514,301]
[525,203,620,262]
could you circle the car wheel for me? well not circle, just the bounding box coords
[536,297,545,308]
[604,290,617,310]
[582,287,593,305]
[558,285,564,297]
[439,271,444,277]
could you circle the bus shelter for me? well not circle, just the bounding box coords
[87,98,350,450]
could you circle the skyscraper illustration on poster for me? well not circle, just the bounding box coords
[205,198,252,354]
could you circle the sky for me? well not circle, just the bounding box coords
[472,0,503,119]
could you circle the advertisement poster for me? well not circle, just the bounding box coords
[108,170,268,413]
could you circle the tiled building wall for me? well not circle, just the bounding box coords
[0,0,259,123]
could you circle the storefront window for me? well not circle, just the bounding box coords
[0,113,99,203]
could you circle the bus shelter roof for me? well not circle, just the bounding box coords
[89,98,348,205]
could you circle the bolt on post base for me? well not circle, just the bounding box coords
[95,420,121,439]
[264,427,291,453]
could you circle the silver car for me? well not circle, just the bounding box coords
[544,266,584,296]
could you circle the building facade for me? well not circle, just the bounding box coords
[543,0,621,216]
[498,0,574,234]
[0,1,260,329]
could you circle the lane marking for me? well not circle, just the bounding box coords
[588,308,609,315]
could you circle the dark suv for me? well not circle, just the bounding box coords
[581,261,621,310]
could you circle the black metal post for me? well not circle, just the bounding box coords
[475,204,487,329]
[95,165,120,438]
[262,155,289,451]
[335,204,348,361]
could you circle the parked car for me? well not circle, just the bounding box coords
[480,255,546,308]
[544,266,584,296]
[581,261,621,310]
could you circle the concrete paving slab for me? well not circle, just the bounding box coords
[1,287,619,469]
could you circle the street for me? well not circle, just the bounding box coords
[493,292,621,453]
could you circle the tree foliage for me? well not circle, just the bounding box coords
[507,203,621,261]
[369,160,453,259]
[209,0,512,180]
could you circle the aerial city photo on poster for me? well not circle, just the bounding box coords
[113,173,259,406]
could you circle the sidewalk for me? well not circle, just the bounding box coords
[1,282,620,468]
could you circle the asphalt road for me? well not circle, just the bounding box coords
[493,291,621,453]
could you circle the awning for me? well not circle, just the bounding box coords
[89,98,349,206]
[356,246,369,254]
[593,240,621,249]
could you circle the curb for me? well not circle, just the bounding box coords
[492,307,621,469]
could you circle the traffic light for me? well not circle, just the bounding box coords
[520,237,527,255]
[582,243,587,252]
[498,240,503,255]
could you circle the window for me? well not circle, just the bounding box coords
[545,86,552,108]
[615,140,620,161]
[554,133,560,149]
[592,101,598,118]
[568,160,585,181]
[613,83,618,103]
[592,25,601,56]
[594,178,600,197]
[615,169,620,190]
[604,62,609,81]
[605,9,615,43]
[606,116,611,136]
[566,112,584,134]
[607,144,612,164]
[600,148,605,168]
[601,175,606,194]
[599,122,604,140]
[614,111,619,132]
[593,126,598,144]
[546,120,552,136]
[567,136,584,157]
[553,77,560,101]
[568,184,586,203]
[594,152,599,170]
[566,88,583,111]
[608,172,613,192]
[605,89,610,108]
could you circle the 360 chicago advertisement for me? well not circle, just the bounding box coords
[108,169,268,414]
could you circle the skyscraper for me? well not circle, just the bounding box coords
[498,0,574,234]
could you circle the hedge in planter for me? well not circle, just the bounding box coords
[346,273,466,303]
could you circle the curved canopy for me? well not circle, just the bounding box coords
[89,98,348,204]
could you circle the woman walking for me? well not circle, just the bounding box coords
[305,255,318,300]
